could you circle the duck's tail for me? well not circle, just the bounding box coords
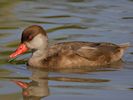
[118,42,130,50]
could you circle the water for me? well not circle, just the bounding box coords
[0,0,133,100]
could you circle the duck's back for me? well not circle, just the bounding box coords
[42,41,128,69]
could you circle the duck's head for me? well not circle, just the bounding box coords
[10,25,48,58]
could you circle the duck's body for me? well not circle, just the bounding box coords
[10,25,129,69]
[29,41,128,69]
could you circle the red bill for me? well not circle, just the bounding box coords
[10,44,28,58]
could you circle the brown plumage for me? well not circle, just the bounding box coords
[10,25,129,69]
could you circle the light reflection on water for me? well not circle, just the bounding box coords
[0,0,133,100]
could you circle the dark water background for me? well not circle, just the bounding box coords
[0,0,133,100]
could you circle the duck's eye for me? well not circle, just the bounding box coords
[28,35,33,41]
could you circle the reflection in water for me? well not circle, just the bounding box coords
[13,68,49,100]
[12,67,111,100]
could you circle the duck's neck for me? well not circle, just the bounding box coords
[28,44,48,67]
[32,48,48,59]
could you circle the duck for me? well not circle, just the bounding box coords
[9,25,129,69]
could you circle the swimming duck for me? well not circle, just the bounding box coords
[10,25,129,69]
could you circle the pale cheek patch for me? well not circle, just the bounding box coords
[26,34,47,49]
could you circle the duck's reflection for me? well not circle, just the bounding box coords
[13,68,49,100]
[12,64,123,100]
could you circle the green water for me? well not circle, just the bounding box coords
[0,0,133,100]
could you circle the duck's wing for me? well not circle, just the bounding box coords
[49,41,122,61]
[75,46,109,61]
[76,42,125,60]
[48,41,97,56]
